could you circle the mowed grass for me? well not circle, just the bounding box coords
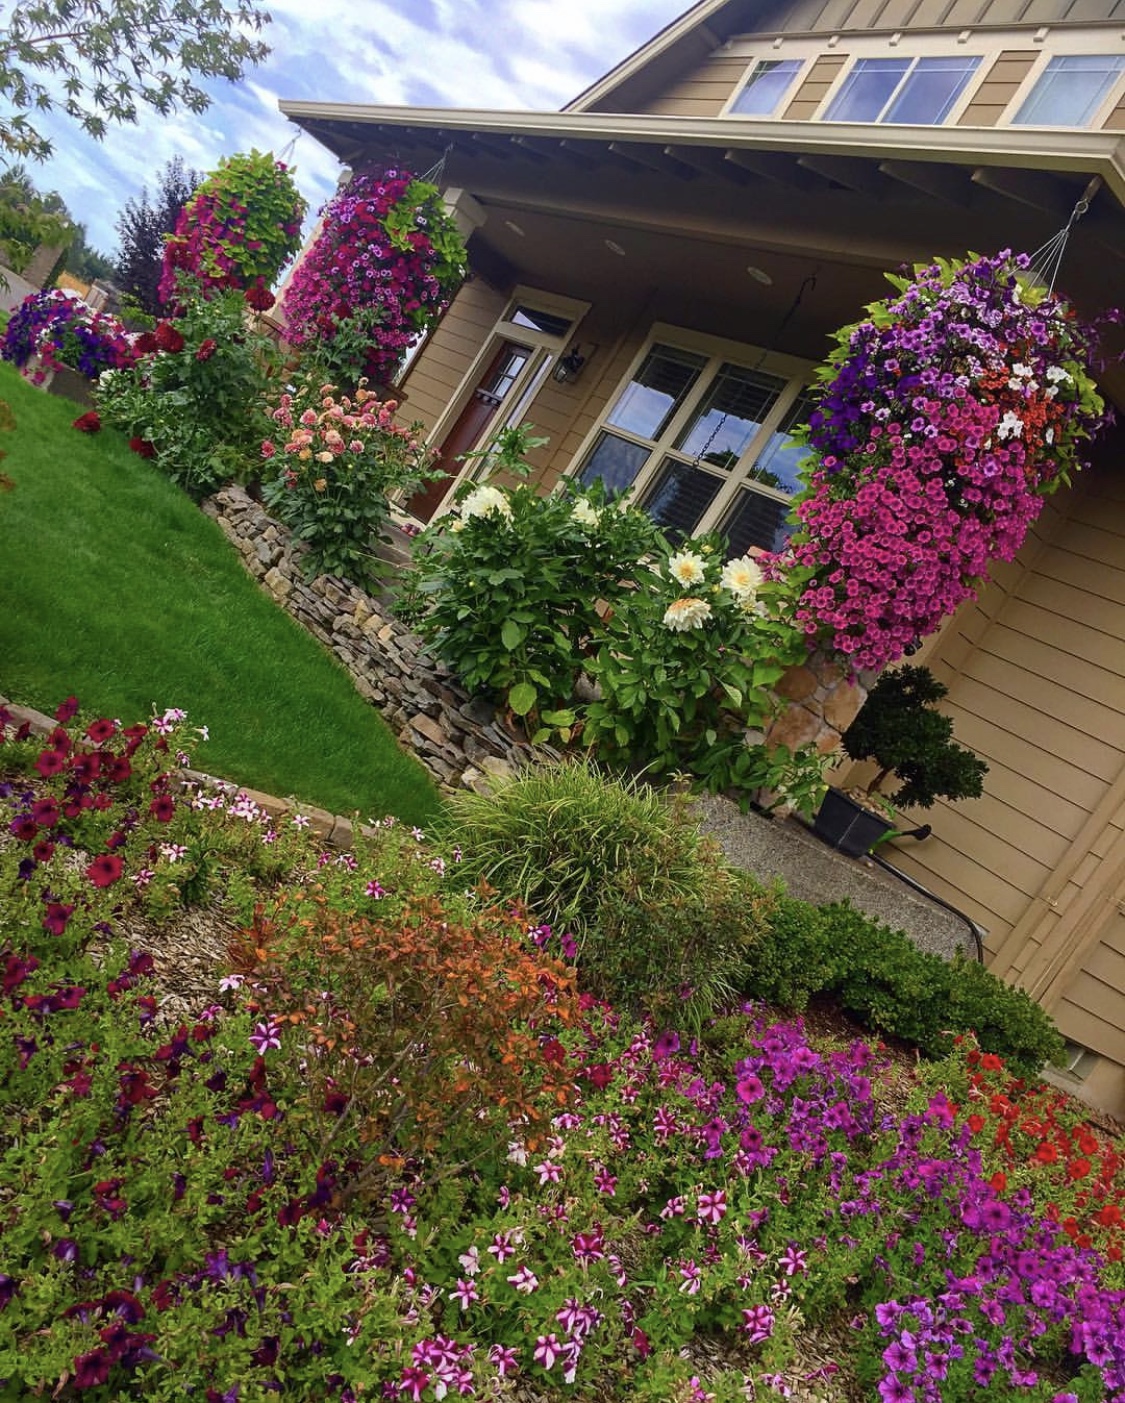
[0,363,441,825]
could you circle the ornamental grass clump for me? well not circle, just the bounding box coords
[261,373,440,589]
[787,251,1111,672]
[281,166,467,387]
[1,288,135,379]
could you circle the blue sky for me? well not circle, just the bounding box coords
[30,0,689,259]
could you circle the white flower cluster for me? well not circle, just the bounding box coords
[459,483,512,523]
[661,551,766,631]
[662,597,712,631]
[571,497,601,529]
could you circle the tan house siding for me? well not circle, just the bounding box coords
[782,55,849,119]
[736,0,1123,31]
[886,470,1125,982]
[642,53,750,117]
[958,50,1038,125]
[1104,90,1125,130]
[398,279,508,433]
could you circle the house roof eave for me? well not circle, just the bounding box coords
[278,100,1125,208]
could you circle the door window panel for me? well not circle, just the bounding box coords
[748,389,814,495]
[605,344,707,440]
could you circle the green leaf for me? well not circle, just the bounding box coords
[540,709,576,726]
[501,619,524,651]
[508,682,537,716]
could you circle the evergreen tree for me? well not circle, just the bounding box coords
[114,158,199,316]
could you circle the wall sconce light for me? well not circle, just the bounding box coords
[553,343,590,384]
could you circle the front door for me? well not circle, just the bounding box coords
[408,341,532,522]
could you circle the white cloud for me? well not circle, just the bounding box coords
[19,0,687,258]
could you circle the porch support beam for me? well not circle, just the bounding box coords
[664,144,751,185]
[722,149,825,190]
[969,166,1073,219]
[796,153,886,196]
[607,141,699,180]
[878,159,974,207]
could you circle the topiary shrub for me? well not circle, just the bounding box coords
[442,760,762,1020]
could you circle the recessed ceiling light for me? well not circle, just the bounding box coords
[604,239,626,256]
[504,220,525,237]
[746,265,773,285]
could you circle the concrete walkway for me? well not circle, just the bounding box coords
[691,793,977,960]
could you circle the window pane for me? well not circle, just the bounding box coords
[578,431,651,496]
[639,459,723,543]
[730,59,803,116]
[509,305,573,337]
[824,58,910,121]
[883,55,980,124]
[719,488,794,556]
[1015,54,1125,127]
[749,389,814,495]
[675,364,786,467]
[606,344,707,441]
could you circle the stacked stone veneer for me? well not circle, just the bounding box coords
[204,487,871,796]
[203,487,553,793]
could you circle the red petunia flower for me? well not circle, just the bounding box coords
[149,795,175,823]
[55,695,80,723]
[154,321,185,354]
[195,338,217,362]
[86,853,124,888]
[86,718,115,743]
[129,437,156,459]
[72,411,101,433]
[34,748,67,777]
[104,754,132,783]
[31,798,59,827]
[32,840,55,863]
[43,902,75,935]
[1067,1157,1092,1180]
[1035,1142,1059,1165]
[246,284,275,312]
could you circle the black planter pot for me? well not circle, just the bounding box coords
[812,789,894,858]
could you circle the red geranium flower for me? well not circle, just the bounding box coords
[154,321,185,353]
[134,332,159,355]
[129,437,156,459]
[149,795,176,823]
[73,411,101,433]
[1068,1157,1092,1180]
[1035,1142,1059,1164]
[86,853,124,888]
[195,338,217,362]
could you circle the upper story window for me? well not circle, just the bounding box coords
[824,54,981,124]
[729,59,804,117]
[1013,54,1125,126]
[572,330,811,555]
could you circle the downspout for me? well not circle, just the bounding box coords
[866,846,986,964]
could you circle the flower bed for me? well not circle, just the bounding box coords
[0,289,135,383]
[1,698,1122,1402]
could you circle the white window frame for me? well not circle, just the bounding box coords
[821,52,984,125]
[416,285,589,518]
[999,44,1125,130]
[565,323,814,548]
[719,27,1125,131]
[727,56,808,119]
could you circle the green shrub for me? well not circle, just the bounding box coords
[443,760,760,1018]
[738,892,1064,1076]
[96,283,281,499]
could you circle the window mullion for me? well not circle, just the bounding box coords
[876,55,917,123]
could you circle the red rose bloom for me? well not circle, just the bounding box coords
[86,853,124,888]
[72,411,101,433]
[246,284,275,312]
[195,338,218,362]
[154,321,185,353]
[129,437,157,459]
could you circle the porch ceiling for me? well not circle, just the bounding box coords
[280,101,1125,401]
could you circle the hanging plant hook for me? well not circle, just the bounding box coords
[1026,175,1102,296]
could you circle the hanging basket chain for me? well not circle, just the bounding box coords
[1026,176,1102,297]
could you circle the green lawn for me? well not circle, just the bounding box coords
[0,362,441,825]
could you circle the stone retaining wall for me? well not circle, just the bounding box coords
[202,487,551,794]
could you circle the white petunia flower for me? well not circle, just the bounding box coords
[720,555,763,600]
[663,597,712,632]
[1045,365,1072,385]
[460,483,512,522]
[996,411,1024,441]
[667,550,706,586]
